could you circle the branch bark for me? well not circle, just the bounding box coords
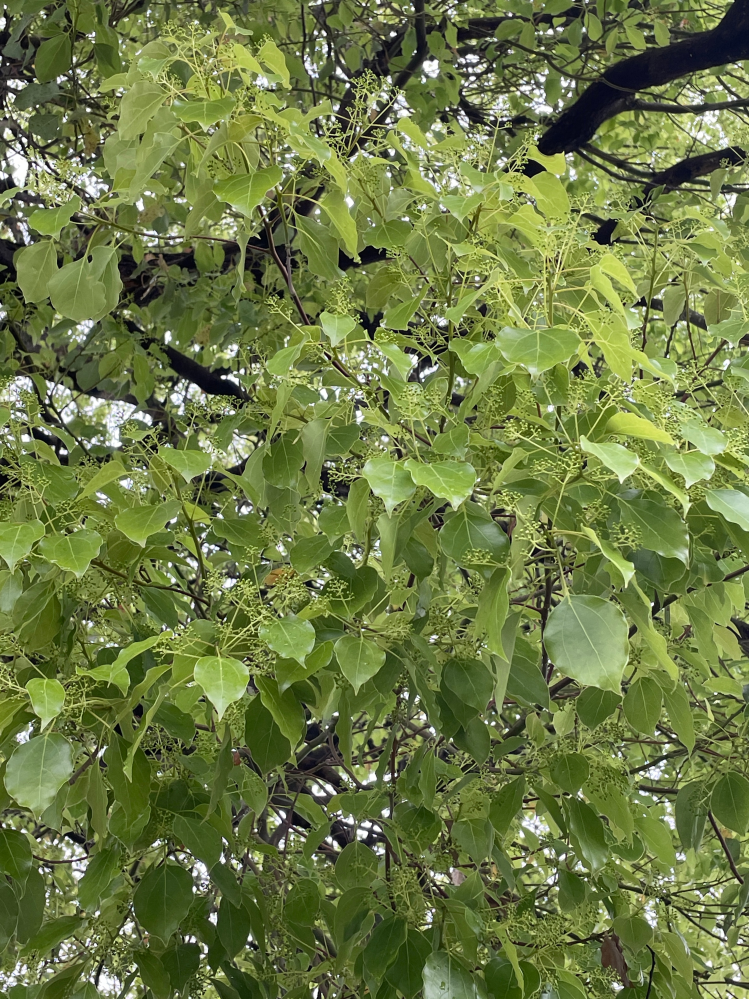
[539,0,749,154]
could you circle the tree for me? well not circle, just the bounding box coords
[2,0,749,995]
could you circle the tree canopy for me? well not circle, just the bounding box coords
[3,0,749,997]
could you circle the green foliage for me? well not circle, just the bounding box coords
[2,1,749,999]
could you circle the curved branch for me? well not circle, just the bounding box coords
[539,0,749,154]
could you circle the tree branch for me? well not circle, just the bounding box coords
[539,0,749,153]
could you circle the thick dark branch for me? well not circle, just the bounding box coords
[539,0,749,154]
[588,145,748,243]
[152,342,247,401]
[455,6,579,42]
[635,297,708,331]
[644,145,747,192]
[631,96,749,114]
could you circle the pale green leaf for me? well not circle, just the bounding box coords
[119,81,167,140]
[606,412,674,444]
[711,771,749,834]
[29,196,81,238]
[0,520,45,572]
[664,450,714,488]
[705,488,749,532]
[580,436,639,482]
[26,678,65,729]
[334,635,386,693]
[38,529,102,577]
[362,456,416,515]
[158,447,212,482]
[423,952,486,999]
[194,655,249,721]
[15,241,59,304]
[320,312,356,346]
[4,734,74,816]
[214,165,283,216]
[405,459,476,509]
[259,616,316,663]
[496,326,580,376]
[115,501,181,546]
[544,595,629,691]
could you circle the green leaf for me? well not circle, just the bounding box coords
[256,676,305,746]
[550,753,589,793]
[263,432,305,488]
[531,171,570,218]
[613,914,653,953]
[290,536,333,573]
[423,952,486,999]
[364,915,408,978]
[22,918,83,961]
[119,80,167,139]
[194,655,249,721]
[135,951,172,999]
[172,96,236,126]
[575,686,620,728]
[664,450,714,488]
[158,446,212,481]
[25,678,65,729]
[489,776,525,837]
[475,566,511,657]
[4,733,74,816]
[48,256,106,322]
[618,496,689,564]
[29,196,81,238]
[214,165,283,216]
[580,436,639,483]
[173,815,223,868]
[495,326,580,376]
[35,33,72,83]
[453,817,494,861]
[0,828,32,883]
[404,459,476,509]
[115,500,181,546]
[439,502,508,568]
[705,488,749,532]
[362,456,416,515]
[682,419,726,455]
[582,526,635,587]
[284,879,320,925]
[623,676,662,735]
[606,412,674,444]
[662,682,695,753]
[598,252,637,294]
[259,615,315,663]
[78,847,121,911]
[334,635,386,693]
[566,798,608,870]
[711,771,749,834]
[38,529,102,577]
[257,38,291,86]
[675,782,708,852]
[320,312,356,346]
[79,459,128,498]
[544,596,629,691]
[387,929,432,998]
[507,639,550,708]
[133,863,193,942]
[216,897,251,958]
[381,292,425,331]
[335,841,379,889]
[244,695,292,773]
[0,520,45,572]
[15,241,59,304]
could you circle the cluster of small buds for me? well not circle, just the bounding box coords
[396,383,431,421]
